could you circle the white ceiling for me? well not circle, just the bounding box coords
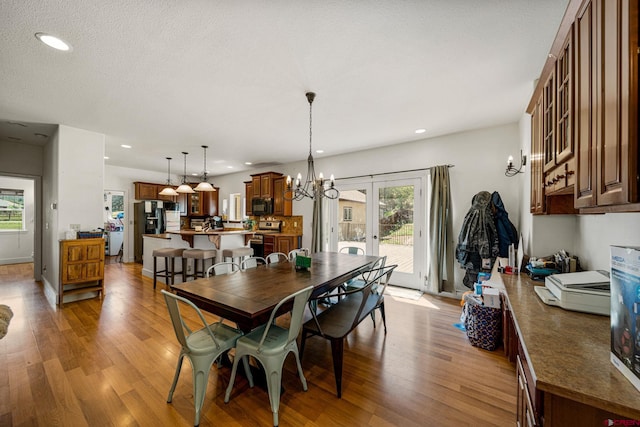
[0,0,568,177]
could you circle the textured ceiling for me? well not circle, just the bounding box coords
[0,0,569,177]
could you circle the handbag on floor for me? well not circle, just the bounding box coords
[464,302,502,351]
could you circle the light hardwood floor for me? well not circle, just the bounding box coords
[0,261,516,426]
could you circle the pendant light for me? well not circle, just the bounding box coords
[194,145,215,191]
[176,151,196,194]
[285,91,339,201]
[159,157,179,196]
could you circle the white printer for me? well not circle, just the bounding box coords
[534,270,610,316]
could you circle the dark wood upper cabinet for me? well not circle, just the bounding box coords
[529,0,638,213]
[575,0,639,209]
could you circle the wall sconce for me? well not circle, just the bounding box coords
[505,150,527,177]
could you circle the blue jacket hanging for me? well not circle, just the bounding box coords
[491,191,518,258]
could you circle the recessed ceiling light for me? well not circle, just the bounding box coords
[191,173,199,176]
[244,162,252,165]
[120,144,132,149]
[227,166,233,169]
[415,128,426,134]
[104,156,109,160]
[315,149,324,154]
[35,33,72,51]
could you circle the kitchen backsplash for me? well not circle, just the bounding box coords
[250,215,303,235]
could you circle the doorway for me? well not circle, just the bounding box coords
[329,172,426,289]
[104,190,125,261]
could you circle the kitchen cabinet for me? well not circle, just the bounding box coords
[250,172,284,199]
[134,182,158,200]
[59,238,105,305]
[244,181,253,216]
[187,187,219,217]
[272,176,292,216]
[528,0,638,213]
[575,0,639,210]
[262,235,299,257]
[530,97,545,214]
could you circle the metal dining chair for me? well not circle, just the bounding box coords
[339,246,365,255]
[161,290,250,427]
[265,252,289,264]
[224,285,314,427]
[287,248,309,262]
[206,261,241,277]
[240,256,266,270]
[300,265,397,398]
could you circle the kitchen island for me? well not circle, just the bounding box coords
[141,229,255,283]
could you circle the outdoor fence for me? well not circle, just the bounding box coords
[338,222,413,245]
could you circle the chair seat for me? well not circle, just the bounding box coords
[183,248,217,260]
[187,322,243,355]
[222,247,253,258]
[303,292,379,338]
[237,324,290,356]
[153,247,184,258]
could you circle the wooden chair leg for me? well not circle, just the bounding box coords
[330,338,344,398]
[182,258,187,283]
[169,257,175,286]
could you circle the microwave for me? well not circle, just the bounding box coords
[252,198,273,216]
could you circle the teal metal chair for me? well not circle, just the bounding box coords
[339,246,365,255]
[224,285,314,427]
[161,290,250,427]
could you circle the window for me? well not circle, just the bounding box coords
[0,188,25,231]
[343,206,353,221]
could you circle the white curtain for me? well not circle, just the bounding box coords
[427,165,454,293]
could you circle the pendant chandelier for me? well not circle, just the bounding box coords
[176,151,195,193]
[158,157,179,196]
[194,145,215,191]
[285,91,339,201]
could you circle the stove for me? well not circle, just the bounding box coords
[249,220,282,257]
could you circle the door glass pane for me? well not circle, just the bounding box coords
[378,185,414,274]
[337,189,367,253]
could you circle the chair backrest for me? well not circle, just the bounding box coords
[266,252,288,264]
[339,246,365,255]
[206,261,241,277]
[161,289,223,349]
[256,285,313,351]
[361,256,387,283]
[337,264,397,332]
[287,248,309,262]
[240,256,266,270]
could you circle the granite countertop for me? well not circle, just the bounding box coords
[497,268,640,419]
[168,229,255,236]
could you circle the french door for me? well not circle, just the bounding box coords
[329,173,426,289]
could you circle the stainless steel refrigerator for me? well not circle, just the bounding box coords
[133,201,180,263]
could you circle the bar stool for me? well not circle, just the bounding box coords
[152,247,185,289]
[221,247,254,271]
[182,248,217,282]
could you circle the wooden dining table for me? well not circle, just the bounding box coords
[171,251,380,332]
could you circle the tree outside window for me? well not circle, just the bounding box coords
[0,189,24,230]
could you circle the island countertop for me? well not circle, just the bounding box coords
[165,229,255,248]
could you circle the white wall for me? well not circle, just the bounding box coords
[213,123,522,288]
[41,125,105,302]
[0,139,44,175]
[0,176,35,264]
